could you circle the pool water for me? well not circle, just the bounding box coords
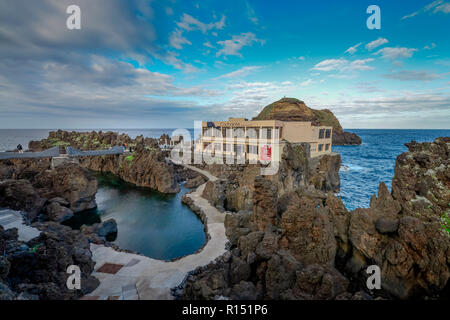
[65,173,206,260]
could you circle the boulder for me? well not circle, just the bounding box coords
[293,264,349,300]
[1,222,99,300]
[375,217,399,234]
[33,163,98,213]
[0,179,46,221]
[95,219,118,239]
[184,175,207,189]
[230,281,260,300]
[45,202,74,223]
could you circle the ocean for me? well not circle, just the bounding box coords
[1,128,449,211]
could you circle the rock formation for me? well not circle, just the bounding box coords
[200,142,340,213]
[0,223,99,300]
[29,130,180,194]
[181,137,449,300]
[253,97,362,145]
[0,159,97,222]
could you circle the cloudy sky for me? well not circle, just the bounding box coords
[0,0,449,129]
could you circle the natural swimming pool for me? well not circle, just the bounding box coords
[64,173,206,260]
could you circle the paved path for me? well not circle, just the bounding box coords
[85,166,228,300]
[0,209,41,241]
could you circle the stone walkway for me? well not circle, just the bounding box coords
[0,209,41,241]
[84,166,228,300]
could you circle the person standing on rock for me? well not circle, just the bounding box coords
[17,144,23,153]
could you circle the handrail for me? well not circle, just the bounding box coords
[0,147,60,160]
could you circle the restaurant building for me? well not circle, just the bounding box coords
[198,117,333,161]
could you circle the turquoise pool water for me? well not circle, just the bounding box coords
[65,173,206,260]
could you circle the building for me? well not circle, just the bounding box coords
[198,117,333,161]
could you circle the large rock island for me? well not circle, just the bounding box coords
[253,98,362,145]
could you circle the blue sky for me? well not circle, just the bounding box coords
[0,0,449,129]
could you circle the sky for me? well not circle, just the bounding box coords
[0,0,449,129]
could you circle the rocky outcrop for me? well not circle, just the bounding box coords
[0,180,46,221]
[29,130,180,194]
[332,131,362,145]
[199,142,340,213]
[253,97,362,145]
[391,137,449,221]
[34,163,98,213]
[182,137,449,300]
[343,138,450,299]
[0,223,99,300]
[185,175,207,189]
[0,159,98,222]
[79,148,179,194]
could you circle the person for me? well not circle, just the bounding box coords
[17,144,23,153]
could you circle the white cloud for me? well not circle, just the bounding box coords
[170,13,226,50]
[344,59,375,71]
[216,32,264,57]
[298,56,305,60]
[312,58,374,73]
[299,79,314,86]
[402,0,450,19]
[424,42,437,49]
[383,70,442,81]
[216,66,262,79]
[169,29,192,49]
[365,38,388,51]
[345,42,362,54]
[245,1,259,24]
[312,58,348,71]
[204,41,215,49]
[374,47,418,59]
[176,13,226,33]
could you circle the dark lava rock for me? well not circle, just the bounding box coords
[0,179,46,221]
[95,219,118,239]
[375,217,399,234]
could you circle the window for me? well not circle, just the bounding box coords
[233,128,245,138]
[318,144,323,152]
[325,144,330,151]
[247,128,259,139]
[249,145,258,154]
[234,144,244,154]
[319,129,325,139]
[325,129,331,139]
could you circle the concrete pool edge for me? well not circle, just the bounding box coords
[84,165,229,300]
